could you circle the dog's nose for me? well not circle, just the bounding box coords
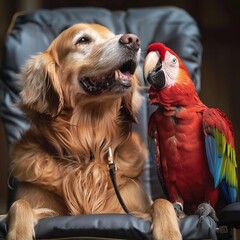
[119,34,140,51]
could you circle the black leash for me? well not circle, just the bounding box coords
[108,147,130,214]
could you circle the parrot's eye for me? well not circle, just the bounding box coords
[172,58,177,64]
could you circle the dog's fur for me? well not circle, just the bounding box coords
[7,23,181,240]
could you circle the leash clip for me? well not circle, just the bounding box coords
[107,147,129,214]
[108,147,117,171]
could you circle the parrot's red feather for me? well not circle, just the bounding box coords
[203,108,235,147]
[147,43,166,60]
[149,79,197,109]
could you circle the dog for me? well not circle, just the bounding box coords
[6,23,182,240]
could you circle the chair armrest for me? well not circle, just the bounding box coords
[0,214,151,240]
[0,213,217,240]
[35,214,151,240]
[219,202,240,228]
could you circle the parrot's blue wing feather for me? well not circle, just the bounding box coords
[220,180,237,204]
[205,135,223,187]
[203,109,238,204]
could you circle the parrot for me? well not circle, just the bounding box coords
[143,42,238,219]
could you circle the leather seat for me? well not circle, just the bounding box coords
[0,7,220,240]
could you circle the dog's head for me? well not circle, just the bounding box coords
[19,23,142,120]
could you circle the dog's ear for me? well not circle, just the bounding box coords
[20,52,64,117]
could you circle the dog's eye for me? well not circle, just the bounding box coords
[75,37,91,45]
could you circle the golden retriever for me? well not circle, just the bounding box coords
[6,23,181,240]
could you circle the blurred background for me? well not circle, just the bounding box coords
[0,0,240,214]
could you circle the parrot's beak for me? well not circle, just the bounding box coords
[143,51,159,80]
[144,51,166,90]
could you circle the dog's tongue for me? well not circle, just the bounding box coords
[115,69,133,81]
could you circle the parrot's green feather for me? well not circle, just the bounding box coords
[207,127,238,203]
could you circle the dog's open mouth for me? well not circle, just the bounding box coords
[80,60,137,94]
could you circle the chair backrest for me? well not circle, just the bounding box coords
[0,7,202,203]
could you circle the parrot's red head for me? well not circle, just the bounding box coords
[144,43,196,107]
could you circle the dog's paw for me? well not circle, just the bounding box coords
[152,227,182,240]
[7,227,35,240]
[151,199,182,240]
[7,199,36,240]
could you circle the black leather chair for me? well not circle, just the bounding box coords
[0,7,237,240]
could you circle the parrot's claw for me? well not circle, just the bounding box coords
[195,202,219,224]
[173,202,186,219]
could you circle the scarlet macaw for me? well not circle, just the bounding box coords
[144,43,238,217]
